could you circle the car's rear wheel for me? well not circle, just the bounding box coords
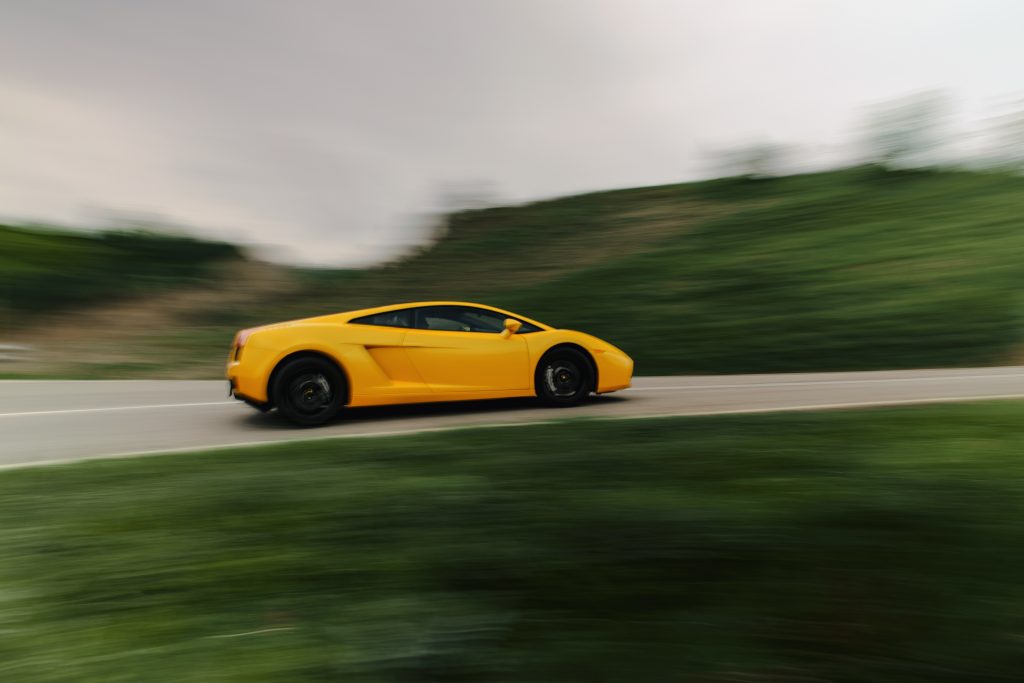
[271,356,346,427]
[535,348,593,406]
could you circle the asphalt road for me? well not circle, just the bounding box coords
[2,366,1024,468]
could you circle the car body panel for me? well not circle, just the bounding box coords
[227,301,632,408]
[402,327,531,392]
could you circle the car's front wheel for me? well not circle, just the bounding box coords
[535,348,593,406]
[271,356,346,427]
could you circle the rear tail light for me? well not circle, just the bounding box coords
[233,329,254,361]
[235,329,254,348]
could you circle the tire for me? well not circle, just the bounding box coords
[535,348,594,406]
[271,356,346,427]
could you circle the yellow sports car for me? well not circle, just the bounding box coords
[227,301,633,425]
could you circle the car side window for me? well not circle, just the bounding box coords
[349,309,413,328]
[414,306,513,333]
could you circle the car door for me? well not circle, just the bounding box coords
[402,305,531,392]
[345,307,431,398]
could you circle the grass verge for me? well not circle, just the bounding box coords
[3,404,1024,681]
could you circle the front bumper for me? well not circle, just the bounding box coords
[594,350,633,393]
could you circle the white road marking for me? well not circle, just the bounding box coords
[0,401,236,418]
[628,373,1024,391]
[3,372,1024,418]
[3,392,1023,472]
[603,392,1024,418]
[0,418,568,471]
[0,379,161,383]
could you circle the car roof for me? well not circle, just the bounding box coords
[335,301,552,330]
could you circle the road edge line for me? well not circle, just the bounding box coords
[3,392,1024,473]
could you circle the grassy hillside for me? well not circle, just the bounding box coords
[505,168,1024,373]
[4,404,1024,680]
[0,225,240,319]
[6,166,1024,377]
[299,166,1024,374]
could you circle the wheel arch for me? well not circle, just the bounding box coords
[267,350,351,407]
[535,343,598,393]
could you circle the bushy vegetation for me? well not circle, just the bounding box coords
[0,225,240,317]
[499,168,1024,372]
[7,166,1024,377]
[3,404,1024,681]
[283,167,1024,374]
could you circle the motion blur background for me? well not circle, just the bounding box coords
[4,2,1024,681]
[3,0,1024,377]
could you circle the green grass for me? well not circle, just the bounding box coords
[199,166,1024,375]
[4,404,1024,681]
[491,169,1024,372]
[274,168,1024,376]
[0,224,240,319]
[8,166,1024,377]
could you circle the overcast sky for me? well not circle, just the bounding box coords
[2,1,1022,264]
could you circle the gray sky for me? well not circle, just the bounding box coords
[2,0,1022,264]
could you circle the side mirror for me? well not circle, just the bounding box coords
[500,318,523,339]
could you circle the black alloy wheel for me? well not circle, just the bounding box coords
[535,348,593,406]
[272,356,346,426]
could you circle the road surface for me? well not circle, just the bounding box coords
[2,367,1024,468]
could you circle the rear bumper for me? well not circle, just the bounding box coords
[228,377,271,411]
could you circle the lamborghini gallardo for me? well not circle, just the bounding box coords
[227,301,633,425]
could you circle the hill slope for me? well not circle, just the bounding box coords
[507,168,1024,373]
[0,225,240,319]
[302,166,1024,374]
[5,167,1024,377]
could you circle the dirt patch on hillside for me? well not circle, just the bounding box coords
[4,260,297,378]
[378,200,746,296]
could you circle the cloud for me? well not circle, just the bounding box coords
[2,0,1022,264]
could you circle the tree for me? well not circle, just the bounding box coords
[983,99,1024,171]
[862,91,950,169]
[707,143,792,179]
